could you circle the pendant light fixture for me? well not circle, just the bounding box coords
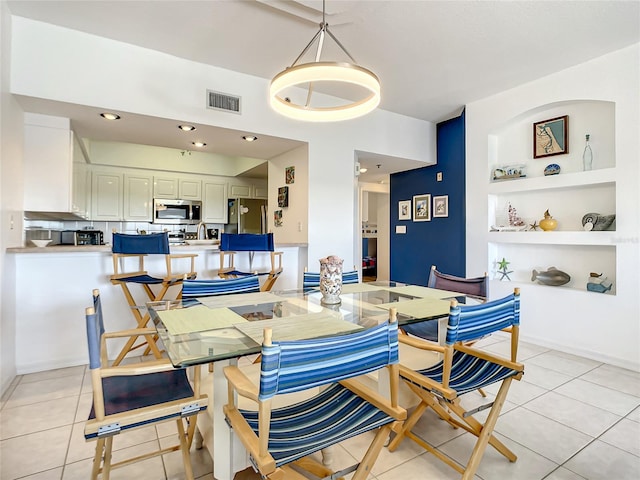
[269,0,380,122]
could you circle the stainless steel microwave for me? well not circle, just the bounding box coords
[153,198,202,225]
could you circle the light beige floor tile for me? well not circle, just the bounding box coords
[482,340,550,361]
[108,440,167,478]
[376,451,479,480]
[20,467,64,479]
[539,466,586,480]
[74,392,92,424]
[518,363,574,390]
[564,439,640,479]
[20,365,86,384]
[482,378,548,405]
[439,431,558,480]
[579,364,640,397]
[61,458,95,480]
[406,406,467,448]
[66,421,99,464]
[494,407,593,464]
[526,351,602,377]
[524,391,621,437]
[598,418,640,456]
[554,378,640,416]
[627,405,640,423]
[0,425,71,479]
[159,433,213,479]
[1,396,78,439]
[4,374,84,409]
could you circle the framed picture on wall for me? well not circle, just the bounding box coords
[533,115,568,158]
[398,200,411,220]
[278,186,289,207]
[433,195,449,218]
[412,194,431,222]
[285,166,295,184]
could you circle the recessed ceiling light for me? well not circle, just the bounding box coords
[359,168,368,173]
[192,142,207,147]
[242,135,258,142]
[178,124,196,131]
[100,112,121,120]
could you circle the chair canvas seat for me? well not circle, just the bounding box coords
[239,383,395,468]
[412,350,520,397]
[114,273,169,285]
[86,369,201,438]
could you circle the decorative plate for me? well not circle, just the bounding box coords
[544,164,561,176]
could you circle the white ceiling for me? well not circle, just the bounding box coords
[7,0,639,183]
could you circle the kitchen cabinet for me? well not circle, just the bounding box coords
[229,178,267,199]
[203,181,228,223]
[72,134,90,219]
[24,113,89,216]
[154,176,202,200]
[91,171,123,221]
[123,173,153,221]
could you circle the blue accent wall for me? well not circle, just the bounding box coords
[390,111,466,285]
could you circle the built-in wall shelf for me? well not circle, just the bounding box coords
[488,167,616,194]
[488,231,616,246]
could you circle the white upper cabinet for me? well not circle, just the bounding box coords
[91,171,123,221]
[153,176,178,198]
[124,174,153,221]
[230,178,267,199]
[203,181,228,224]
[154,176,201,200]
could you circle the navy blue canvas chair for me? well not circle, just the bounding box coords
[223,309,406,480]
[402,265,489,342]
[302,266,359,291]
[218,233,283,291]
[388,289,524,480]
[84,289,207,480]
[110,232,197,365]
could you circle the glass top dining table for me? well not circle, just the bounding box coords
[148,281,467,369]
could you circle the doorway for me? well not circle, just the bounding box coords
[359,187,390,282]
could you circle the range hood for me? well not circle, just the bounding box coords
[24,211,86,221]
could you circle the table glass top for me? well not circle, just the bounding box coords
[148,281,465,367]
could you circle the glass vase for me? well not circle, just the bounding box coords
[583,134,593,171]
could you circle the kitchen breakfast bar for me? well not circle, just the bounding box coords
[6,242,307,375]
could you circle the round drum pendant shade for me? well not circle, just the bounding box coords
[269,62,381,122]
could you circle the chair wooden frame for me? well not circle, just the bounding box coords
[84,290,207,480]
[389,289,523,480]
[110,232,197,365]
[223,310,406,480]
[218,234,283,292]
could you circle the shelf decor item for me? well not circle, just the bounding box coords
[492,164,526,181]
[582,134,593,171]
[319,255,344,305]
[539,209,558,231]
[491,202,527,231]
[587,272,613,293]
[497,257,513,281]
[582,212,616,231]
[532,267,571,286]
[533,115,568,159]
[544,163,561,176]
[413,194,431,222]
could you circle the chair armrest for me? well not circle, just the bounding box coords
[101,359,178,377]
[340,378,406,421]
[103,328,157,339]
[398,364,458,400]
[224,365,260,402]
[454,343,524,371]
[398,333,446,353]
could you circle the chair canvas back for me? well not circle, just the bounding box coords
[259,321,399,400]
[112,232,170,254]
[182,275,261,298]
[428,266,488,300]
[446,291,520,345]
[303,269,359,289]
[220,233,274,252]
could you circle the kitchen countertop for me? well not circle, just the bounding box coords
[6,242,308,253]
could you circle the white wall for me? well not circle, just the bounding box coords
[466,44,640,370]
[10,17,436,271]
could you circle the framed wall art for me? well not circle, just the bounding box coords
[398,200,411,220]
[285,166,295,184]
[433,195,449,218]
[277,186,289,207]
[413,194,431,222]
[533,115,568,158]
[274,209,283,227]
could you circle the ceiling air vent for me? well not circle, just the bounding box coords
[207,90,241,114]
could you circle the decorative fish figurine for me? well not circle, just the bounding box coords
[531,267,571,286]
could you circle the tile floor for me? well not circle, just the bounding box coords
[1,335,639,479]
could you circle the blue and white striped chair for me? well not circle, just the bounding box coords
[181,274,261,300]
[302,266,359,291]
[223,310,406,480]
[84,290,207,480]
[389,288,524,480]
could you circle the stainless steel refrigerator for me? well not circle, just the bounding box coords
[225,198,268,234]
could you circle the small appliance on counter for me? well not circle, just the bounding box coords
[60,229,104,246]
[25,228,61,246]
[168,231,186,244]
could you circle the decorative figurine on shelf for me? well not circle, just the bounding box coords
[539,209,558,231]
[582,212,616,231]
[528,220,540,231]
[531,267,570,286]
[497,257,513,281]
[491,202,527,231]
[587,272,613,293]
[544,163,561,176]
